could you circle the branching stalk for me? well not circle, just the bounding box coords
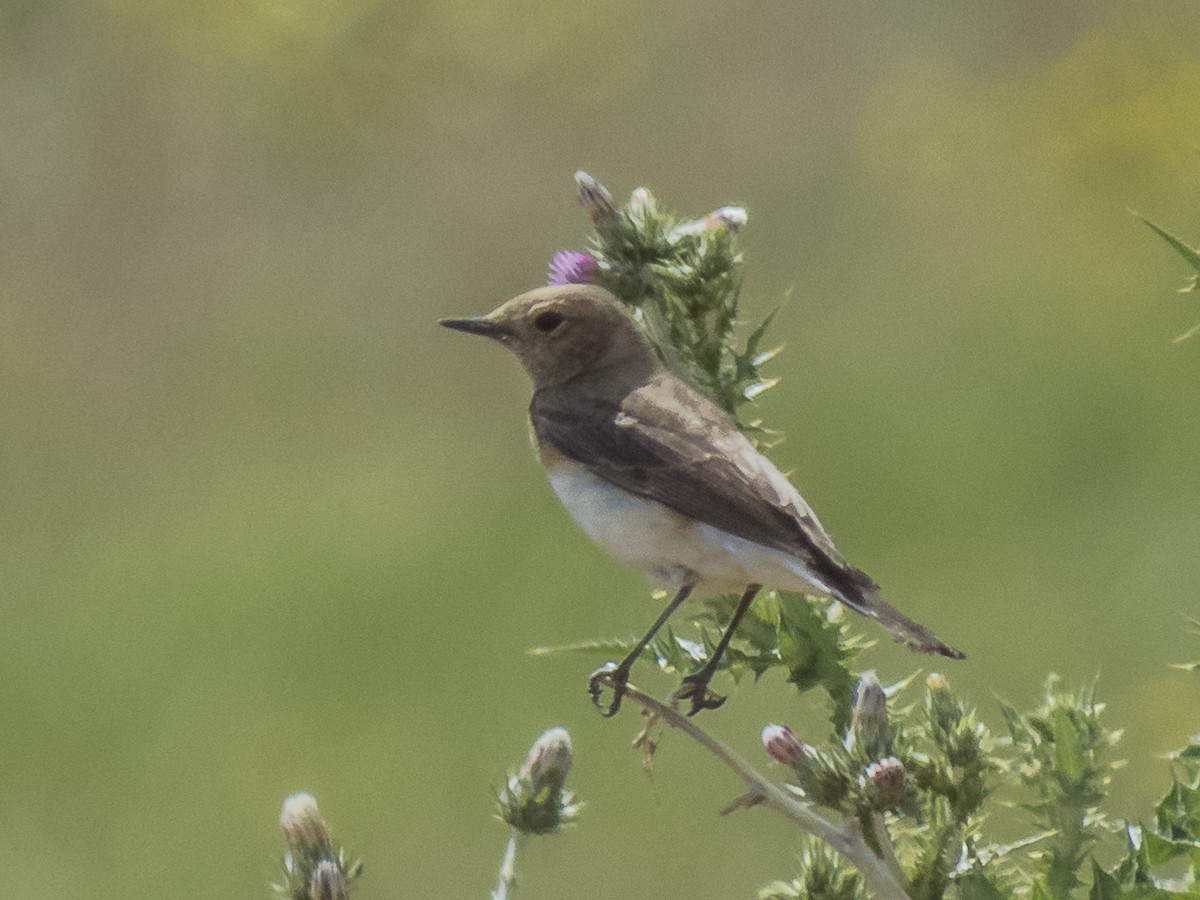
[595,674,911,900]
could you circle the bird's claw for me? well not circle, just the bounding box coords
[588,661,629,718]
[674,672,727,716]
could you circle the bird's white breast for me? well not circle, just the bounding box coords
[544,461,833,598]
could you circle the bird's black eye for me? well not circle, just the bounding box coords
[533,311,565,333]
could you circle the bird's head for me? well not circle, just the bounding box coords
[440,284,656,389]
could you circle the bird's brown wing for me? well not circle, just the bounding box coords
[531,371,964,659]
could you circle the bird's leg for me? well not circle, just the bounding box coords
[674,583,761,716]
[589,582,694,718]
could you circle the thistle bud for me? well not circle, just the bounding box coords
[499,727,581,835]
[926,671,959,733]
[521,726,573,790]
[761,724,809,768]
[273,794,363,900]
[546,250,600,286]
[307,860,348,900]
[848,670,890,758]
[710,205,748,232]
[628,186,657,217]
[574,171,619,226]
[279,793,331,856]
[863,757,907,810]
[667,205,749,241]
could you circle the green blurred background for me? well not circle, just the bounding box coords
[3,1,1200,896]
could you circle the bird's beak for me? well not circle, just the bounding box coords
[439,315,510,338]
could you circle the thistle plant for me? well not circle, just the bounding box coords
[491,726,582,899]
[262,173,1200,899]
[273,793,363,900]
[532,173,1200,899]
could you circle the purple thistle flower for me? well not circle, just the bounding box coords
[547,250,600,285]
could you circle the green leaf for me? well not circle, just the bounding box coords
[1156,772,1200,840]
[743,378,780,400]
[1172,318,1200,344]
[527,629,705,676]
[774,593,861,732]
[1052,707,1086,783]
[744,305,780,356]
[1138,214,1200,276]
[1002,679,1118,897]
[1089,861,1122,900]
[1142,828,1200,867]
[752,345,784,367]
[651,625,707,674]
[759,840,866,900]
[758,881,802,899]
[527,638,639,658]
[970,830,1059,866]
[954,871,1009,900]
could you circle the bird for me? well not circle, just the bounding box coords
[440,284,963,716]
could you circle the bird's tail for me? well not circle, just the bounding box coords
[835,579,965,660]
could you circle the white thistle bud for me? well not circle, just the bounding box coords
[279,792,330,854]
[574,171,619,226]
[848,670,889,756]
[667,205,748,241]
[521,726,573,790]
[711,205,748,231]
[629,186,657,217]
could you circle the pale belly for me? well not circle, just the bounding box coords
[545,462,833,599]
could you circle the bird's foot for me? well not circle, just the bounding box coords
[673,670,727,717]
[588,661,631,718]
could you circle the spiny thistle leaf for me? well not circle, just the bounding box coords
[1138,214,1200,276]
[772,593,865,733]
[1156,769,1200,841]
[1136,212,1200,342]
[759,840,867,900]
[1001,677,1121,898]
[689,591,866,724]
[533,591,865,717]
[528,638,650,659]
[952,870,1010,900]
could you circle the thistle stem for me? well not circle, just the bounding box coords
[597,674,911,900]
[491,832,520,900]
[870,812,905,883]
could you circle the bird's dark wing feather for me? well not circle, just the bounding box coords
[534,375,841,560]
[530,371,964,660]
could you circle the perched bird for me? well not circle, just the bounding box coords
[441,284,963,716]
